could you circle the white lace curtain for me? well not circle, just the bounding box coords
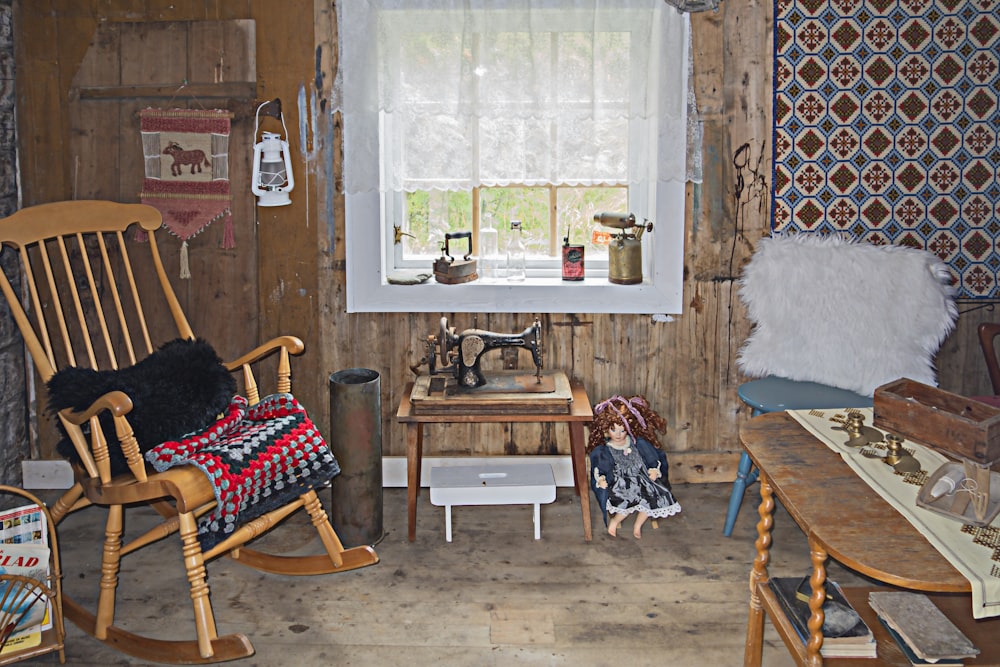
[334,0,701,195]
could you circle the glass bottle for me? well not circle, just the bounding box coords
[479,214,499,282]
[506,219,526,282]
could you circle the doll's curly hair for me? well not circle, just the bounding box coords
[587,394,667,453]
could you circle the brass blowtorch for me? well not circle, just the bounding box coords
[594,212,653,285]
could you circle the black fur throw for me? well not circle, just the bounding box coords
[47,338,236,476]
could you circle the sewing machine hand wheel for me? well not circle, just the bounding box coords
[438,316,455,368]
[443,231,473,262]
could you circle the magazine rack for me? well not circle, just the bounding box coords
[0,486,65,665]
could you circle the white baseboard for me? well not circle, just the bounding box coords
[21,460,74,489]
[382,455,576,488]
[16,456,577,490]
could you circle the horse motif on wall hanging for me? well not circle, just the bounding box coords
[139,108,234,279]
[162,141,211,176]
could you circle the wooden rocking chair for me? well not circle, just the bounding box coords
[0,200,379,663]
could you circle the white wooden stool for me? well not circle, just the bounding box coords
[429,464,556,541]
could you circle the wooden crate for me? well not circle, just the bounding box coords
[873,378,1000,465]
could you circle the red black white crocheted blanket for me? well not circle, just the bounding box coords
[146,393,340,550]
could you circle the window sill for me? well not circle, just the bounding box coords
[348,274,680,314]
[345,182,686,315]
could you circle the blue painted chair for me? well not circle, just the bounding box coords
[725,234,958,537]
[722,376,871,537]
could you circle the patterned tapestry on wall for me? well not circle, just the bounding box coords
[772,0,1000,299]
[139,108,234,279]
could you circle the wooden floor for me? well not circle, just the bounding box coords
[12,482,866,666]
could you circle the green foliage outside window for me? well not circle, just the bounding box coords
[403,186,627,261]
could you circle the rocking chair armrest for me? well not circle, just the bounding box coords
[56,390,146,484]
[56,390,134,425]
[223,335,304,371]
[84,466,216,511]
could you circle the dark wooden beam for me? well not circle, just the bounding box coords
[75,82,255,100]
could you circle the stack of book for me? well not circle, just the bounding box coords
[768,576,877,658]
[869,591,979,666]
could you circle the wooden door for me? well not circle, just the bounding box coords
[67,19,258,360]
[22,20,261,459]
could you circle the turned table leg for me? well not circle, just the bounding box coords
[804,538,829,667]
[744,472,774,667]
[569,420,592,541]
[406,423,423,542]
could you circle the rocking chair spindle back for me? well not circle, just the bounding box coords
[0,200,379,664]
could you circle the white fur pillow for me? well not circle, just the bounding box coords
[737,234,957,397]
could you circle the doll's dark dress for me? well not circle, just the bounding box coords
[589,436,681,524]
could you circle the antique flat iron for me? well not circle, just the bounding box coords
[433,231,478,284]
[594,212,653,285]
[412,316,547,391]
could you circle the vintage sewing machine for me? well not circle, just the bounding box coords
[408,317,574,415]
[419,316,545,389]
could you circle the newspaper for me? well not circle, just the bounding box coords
[0,503,46,545]
[0,503,52,654]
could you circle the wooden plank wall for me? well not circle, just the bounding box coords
[13,0,995,484]
[312,1,777,482]
[67,19,259,358]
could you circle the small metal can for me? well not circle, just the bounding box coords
[562,244,585,281]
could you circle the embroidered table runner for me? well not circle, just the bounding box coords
[146,393,340,551]
[788,407,1000,619]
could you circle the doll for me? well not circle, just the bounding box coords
[588,395,681,538]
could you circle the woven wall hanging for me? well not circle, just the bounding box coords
[773,0,1000,299]
[139,108,234,279]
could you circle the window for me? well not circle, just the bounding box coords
[397,185,628,277]
[336,0,692,314]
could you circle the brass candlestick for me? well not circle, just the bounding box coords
[883,433,921,473]
[840,412,882,447]
[884,433,904,466]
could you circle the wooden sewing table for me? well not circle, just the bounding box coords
[396,377,594,542]
[743,411,1000,666]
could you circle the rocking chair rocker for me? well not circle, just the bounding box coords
[0,201,379,663]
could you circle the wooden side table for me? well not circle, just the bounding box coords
[396,378,595,542]
[741,412,1000,666]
